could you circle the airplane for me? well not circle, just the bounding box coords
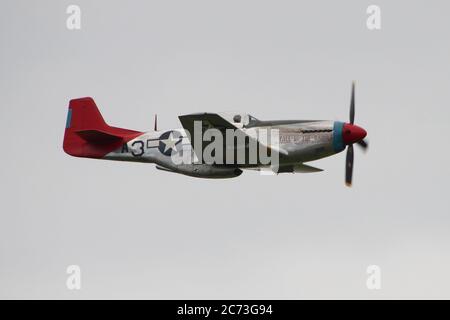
[63,83,368,186]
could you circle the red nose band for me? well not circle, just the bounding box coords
[342,123,367,145]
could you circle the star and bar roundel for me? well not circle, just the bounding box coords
[158,130,183,156]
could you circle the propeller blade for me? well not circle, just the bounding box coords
[154,114,158,131]
[350,82,355,124]
[345,144,354,187]
[356,139,368,150]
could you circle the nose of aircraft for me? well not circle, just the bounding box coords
[342,123,367,145]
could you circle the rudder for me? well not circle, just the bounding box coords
[65,97,107,131]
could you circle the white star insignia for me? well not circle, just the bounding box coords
[162,132,179,153]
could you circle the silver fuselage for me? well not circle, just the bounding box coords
[104,120,346,178]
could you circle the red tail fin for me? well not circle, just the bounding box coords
[63,97,143,158]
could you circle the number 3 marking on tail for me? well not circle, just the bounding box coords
[131,141,144,156]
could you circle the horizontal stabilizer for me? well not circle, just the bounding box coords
[75,129,123,144]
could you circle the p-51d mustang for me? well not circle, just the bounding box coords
[63,83,368,186]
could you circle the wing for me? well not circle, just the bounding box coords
[178,112,287,163]
[245,163,323,174]
[276,163,323,173]
[178,113,237,161]
[179,112,237,135]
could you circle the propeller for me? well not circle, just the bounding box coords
[349,82,355,124]
[154,114,158,131]
[345,144,354,186]
[356,139,368,150]
[344,82,369,187]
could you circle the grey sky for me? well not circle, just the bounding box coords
[1,0,449,299]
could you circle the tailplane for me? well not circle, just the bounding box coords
[63,97,142,158]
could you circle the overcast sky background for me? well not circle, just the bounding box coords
[1,0,449,299]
